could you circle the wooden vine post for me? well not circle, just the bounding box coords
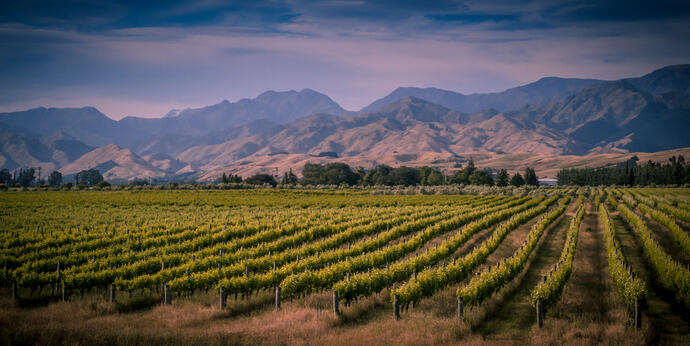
[457,297,463,319]
[536,298,544,328]
[634,298,641,329]
[393,294,401,320]
[164,284,171,305]
[109,283,116,303]
[275,286,281,311]
[219,287,227,310]
[333,291,340,316]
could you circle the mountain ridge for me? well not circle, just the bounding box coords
[1,64,690,181]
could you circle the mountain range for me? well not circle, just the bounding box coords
[1,64,689,182]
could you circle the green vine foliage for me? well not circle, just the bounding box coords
[617,203,689,296]
[599,204,647,312]
[528,197,585,309]
[458,196,574,307]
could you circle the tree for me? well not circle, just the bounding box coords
[418,166,434,185]
[448,158,477,185]
[510,173,525,187]
[362,165,392,185]
[524,167,539,186]
[323,163,358,185]
[469,170,494,185]
[245,173,277,187]
[496,169,509,187]
[388,167,420,186]
[301,163,326,185]
[465,158,476,176]
[556,155,690,186]
[0,169,11,186]
[425,169,445,185]
[17,167,36,187]
[75,169,103,186]
[281,169,298,185]
[48,171,62,187]
[220,173,229,184]
[448,170,469,185]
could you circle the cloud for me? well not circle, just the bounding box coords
[0,0,688,118]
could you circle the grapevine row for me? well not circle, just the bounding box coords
[386,195,561,307]
[280,198,540,301]
[528,197,584,309]
[599,203,646,312]
[617,203,690,295]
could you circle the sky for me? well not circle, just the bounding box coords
[1,0,689,120]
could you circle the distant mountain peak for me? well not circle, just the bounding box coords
[162,109,182,118]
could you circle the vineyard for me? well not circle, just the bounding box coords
[1,188,689,345]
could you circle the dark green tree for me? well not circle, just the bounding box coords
[388,167,420,186]
[323,163,358,185]
[75,169,103,186]
[425,169,445,185]
[245,173,277,186]
[281,169,298,185]
[362,165,392,185]
[0,169,11,186]
[524,167,539,186]
[301,163,326,185]
[510,173,525,187]
[418,166,434,185]
[496,169,509,187]
[48,171,62,187]
[18,167,36,187]
[469,170,494,185]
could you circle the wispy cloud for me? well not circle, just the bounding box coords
[0,0,688,118]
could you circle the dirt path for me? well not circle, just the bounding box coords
[639,212,690,265]
[473,208,571,341]
[614,213,690,345]
[552,203,612,322]
[527,203,649,345]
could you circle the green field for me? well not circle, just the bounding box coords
[1,188,689,345]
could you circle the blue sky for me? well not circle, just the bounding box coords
[1,0,689,119]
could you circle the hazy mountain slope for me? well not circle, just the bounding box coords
[3,64,690,181]
[133,119,280,157]
[0,89,349,148]
[141,152,188,175]
[0,107,134,147]
[0,131,96,172]
[0,132,58,172]
[361,77,603,114]
[451,114,576,155]
[179,97,570,173]
[119,89,351,138]
[625,64,690,95]
[59,144,166,181]
[509,80,690,152]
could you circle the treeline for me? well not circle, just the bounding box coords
[556,155,690,186]
[0,168,107,189]
[219,159,540,187]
